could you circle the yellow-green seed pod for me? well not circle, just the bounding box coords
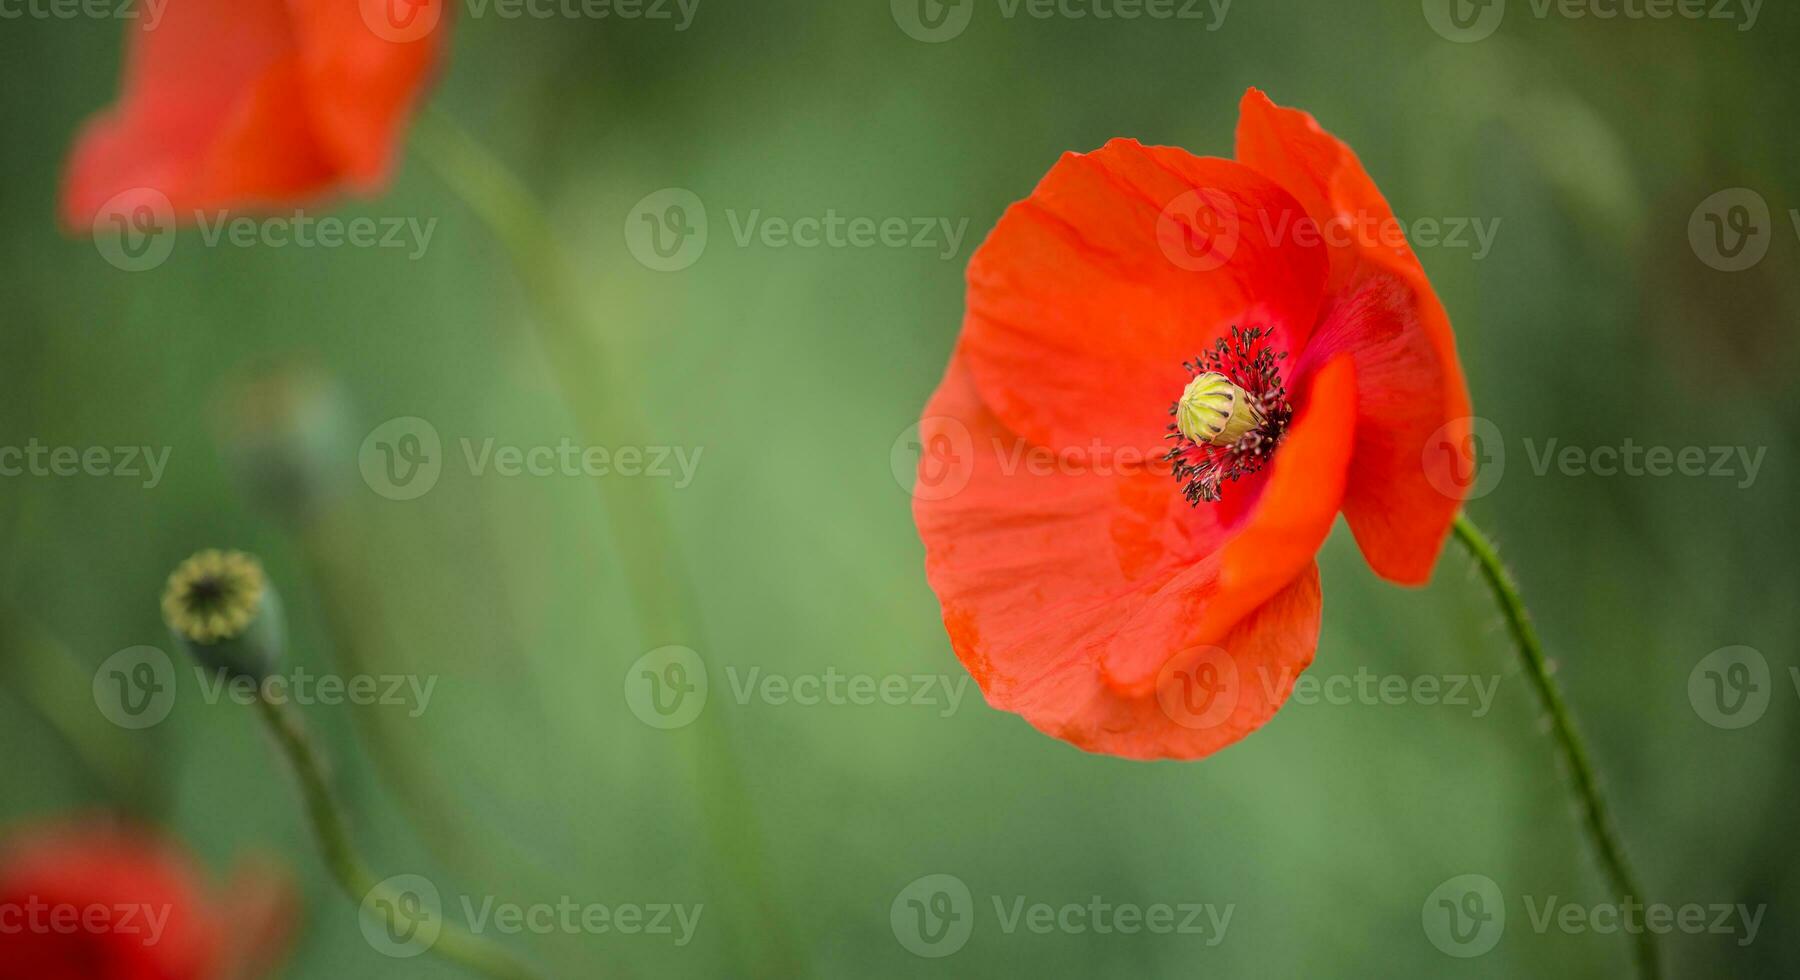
[1176,372,1265,447]
[162,549,285,680]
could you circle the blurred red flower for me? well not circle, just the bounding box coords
[0,820,295,980]
[913,89,1472,760]
[61,0,449,231]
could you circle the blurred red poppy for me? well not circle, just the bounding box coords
[0,820,294,980]
[913,89,1472,760]
[61,0,449,231]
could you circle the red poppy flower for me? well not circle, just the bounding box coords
[0,820,295,980]
[61,0,449,230]
[912,89,1472,760]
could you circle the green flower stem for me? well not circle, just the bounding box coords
[252,693,544,980]
[409,107,801,978]
[0,606,155,809]
[292,523,495,875]
[1452,515,1658,979]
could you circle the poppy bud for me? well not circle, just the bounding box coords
[161,550,286,681]
[1176,371,1266,447]
[216,362,355,526]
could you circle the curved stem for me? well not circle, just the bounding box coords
[1451,514,1658,979]
[407,106,802,978]
[253,694,545,980]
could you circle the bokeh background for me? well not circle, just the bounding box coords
[1,0,1796,976]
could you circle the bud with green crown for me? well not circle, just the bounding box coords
[161,550,286,681]
[1176,371,1267,448]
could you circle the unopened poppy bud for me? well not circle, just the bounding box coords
[216,362,355,526]
[161,550,286,680]
[1176,371,1266,447]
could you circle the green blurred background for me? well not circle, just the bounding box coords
[1,0,1796,976]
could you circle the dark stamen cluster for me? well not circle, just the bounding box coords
[1164,325,1292,504]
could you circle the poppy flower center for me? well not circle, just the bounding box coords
[1163,325,1292,505]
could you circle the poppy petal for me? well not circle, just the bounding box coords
[959,138,1329,461]
[62,0,323,228]
[289,0,445,184]
[0,823,223,980]
[1235,88,1473,584]
[1098,355,1358,697]
[913,354,1351,760]
[60,0,444,230]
